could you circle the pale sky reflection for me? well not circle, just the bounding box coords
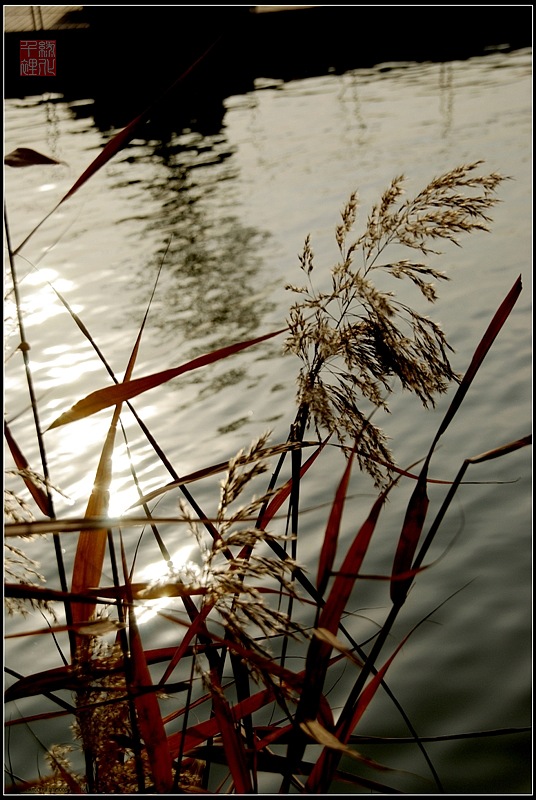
[134,545,200,625]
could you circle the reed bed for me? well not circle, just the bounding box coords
[4,53,531,795]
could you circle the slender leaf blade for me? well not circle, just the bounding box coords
[4,422,50,516]
[390,469,429,606]
[306,629,412,793]
[431,275,522,448]
[319,482,395,635]
[70,419,118,626]
[47,329,287,430]
[5,147,64,167]
[207,671,253,793]
[256,437,328,531]
[317,446,355,595]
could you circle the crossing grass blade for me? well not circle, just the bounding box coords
[4,421,51,516]
[30,251,229,562]
[126,440,319,509]
[47,329,287,430]
[69,263,162,640]
[305,625,416,793]
[168,686,276,761]
[255,437,329,532]
[390,469,429,605]
[391,274,523,606]
[430,274,522,450]
[316,443,356,596]
[206,670,253,793]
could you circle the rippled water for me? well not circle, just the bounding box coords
[4,46,532,792]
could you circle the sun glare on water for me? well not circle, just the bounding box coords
[134,545,201,625]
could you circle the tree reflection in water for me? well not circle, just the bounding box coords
[120,127,276,375]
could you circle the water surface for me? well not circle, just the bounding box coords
[4,46,531,793]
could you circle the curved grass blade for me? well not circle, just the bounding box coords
[5,652,190,704]
[412,434,532,576]
[5,147,65,167]
[391,275,523,606]
[281,477,398,791]
[47,328,287,430]
[255,437,329,532]
[430,274,522,450]
[5,666,76,715]
[317,444,356,596]
[5,667,80,704]
[70,262,162,631]
[207,670,253,793]
[306,626,416,793]
[390,469,429,606]
[4,422,50,516]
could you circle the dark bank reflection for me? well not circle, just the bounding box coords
[135,132,274,352]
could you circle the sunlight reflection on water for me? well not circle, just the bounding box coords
[134,545,201,626]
